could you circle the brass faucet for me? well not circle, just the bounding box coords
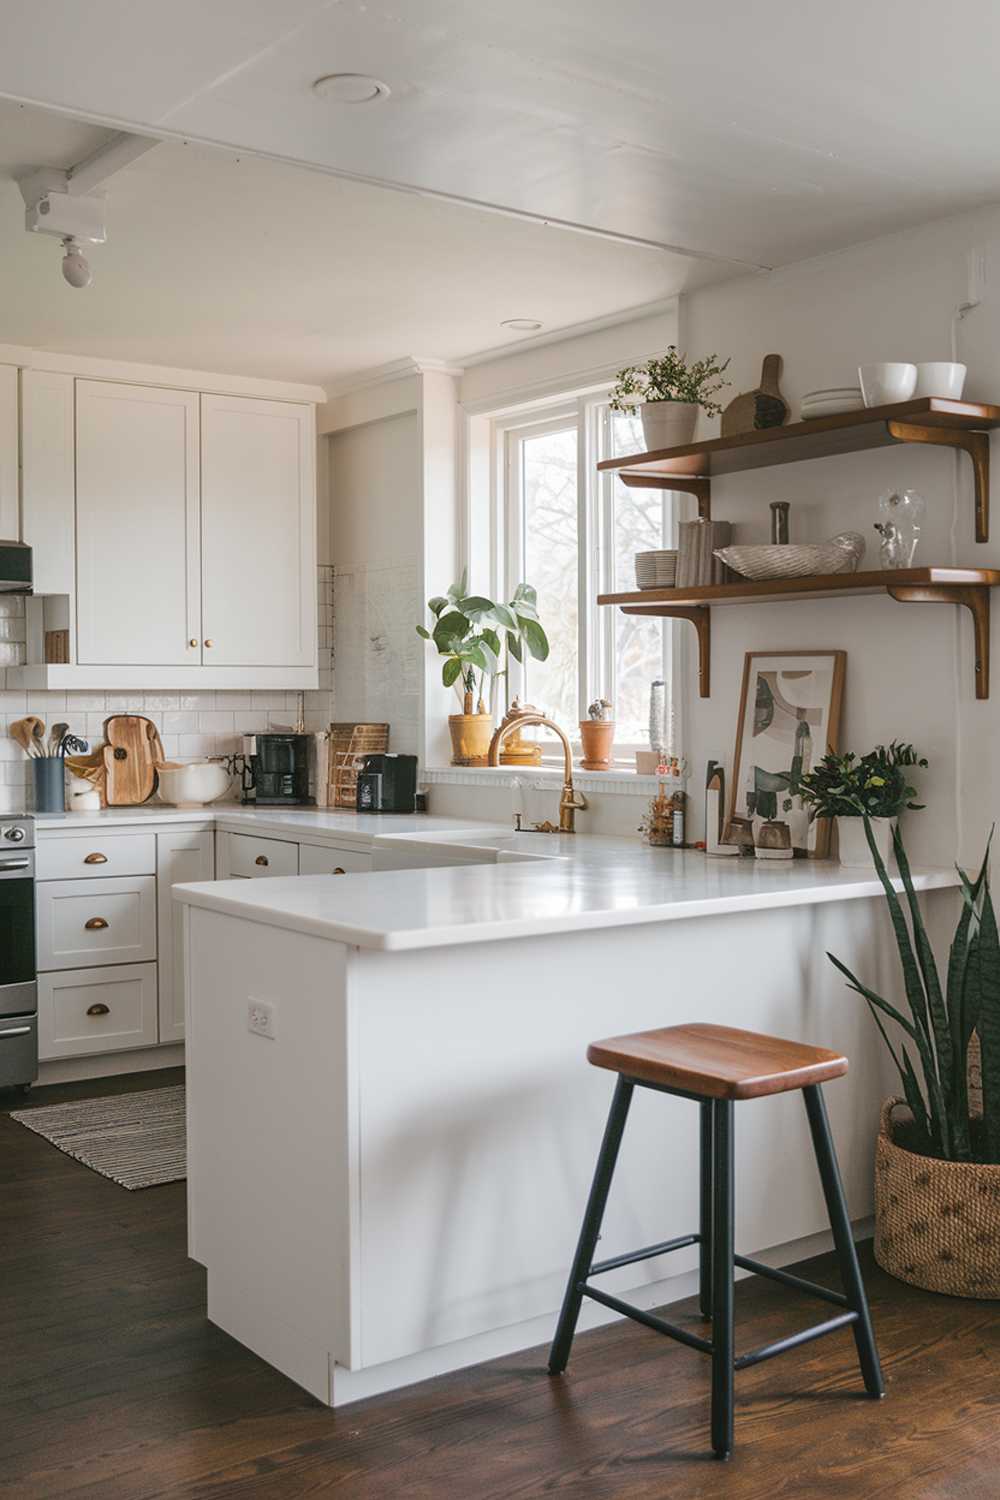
[488,704,588,833]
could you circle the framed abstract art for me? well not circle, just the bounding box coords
[729,650,846,857]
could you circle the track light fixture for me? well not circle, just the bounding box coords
[60,236,92,289]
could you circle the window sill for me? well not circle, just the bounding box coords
[422,766,667,797]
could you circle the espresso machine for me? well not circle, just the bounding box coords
[241,733,311,806]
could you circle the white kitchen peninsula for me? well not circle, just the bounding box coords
[174,844,957,1407]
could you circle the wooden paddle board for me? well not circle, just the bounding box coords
[720,354,788,436]
[102,715,164,805]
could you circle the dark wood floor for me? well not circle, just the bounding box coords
[2,1071,999,1500]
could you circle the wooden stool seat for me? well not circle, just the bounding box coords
[587,1022,849,1100]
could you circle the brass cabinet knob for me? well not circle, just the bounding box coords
[188,638,199,648]
[86,1003,110,1017]
[83,852,108,865]
[205,639,214,648]
[255,854,269,867]
[333,867,346,875]
[84,916,109,930]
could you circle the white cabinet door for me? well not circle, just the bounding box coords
[200,394,316,667]
[76,380,201,666]
[157,829,214,1044]
[0,364,18,540]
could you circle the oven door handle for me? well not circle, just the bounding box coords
[0,858,30,871]
[0,1025,32,1038]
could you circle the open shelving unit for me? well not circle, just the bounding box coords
[596,400,1000,700]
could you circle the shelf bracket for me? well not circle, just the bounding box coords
[623,604,711,697]
[886,421,990,543]
[620,472,711,518]
[887,582,990,699]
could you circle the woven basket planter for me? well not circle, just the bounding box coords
[874,1097,1000,1298]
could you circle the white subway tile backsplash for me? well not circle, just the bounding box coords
[164,711,198,734]
[179,734,216,757]
[198,711,235,733]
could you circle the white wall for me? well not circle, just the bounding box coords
[680,203,1000,867]
[328,409,422,755]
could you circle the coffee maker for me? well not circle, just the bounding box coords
[242,733,311,805]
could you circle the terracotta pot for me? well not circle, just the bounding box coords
[875,1098,1000,1298]
[640,401,699,451]
[579,720,615,771]
[837,816,895,869]
[448,713,494,767]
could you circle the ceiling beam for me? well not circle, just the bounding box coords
[65,130,159,193]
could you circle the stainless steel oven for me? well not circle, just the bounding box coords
[0,817,37,1090]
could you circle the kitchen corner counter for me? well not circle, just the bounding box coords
[173,842,958,951]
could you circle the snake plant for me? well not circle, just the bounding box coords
[828,819,1000,1164]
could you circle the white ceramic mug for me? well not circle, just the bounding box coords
[857,362,918,407]
[913,361,967,399]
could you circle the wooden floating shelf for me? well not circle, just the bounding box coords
[598,567,1000,700]
[597,398,1000,543]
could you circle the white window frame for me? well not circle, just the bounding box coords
[490,391,683,762]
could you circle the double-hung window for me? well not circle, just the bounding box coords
[494,392,681,758]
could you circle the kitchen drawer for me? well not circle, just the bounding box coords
[36,876,157,971]
[225,832,299,879]
[298,843,372,875]
[37,832,156,882]
[39,963,158,1060]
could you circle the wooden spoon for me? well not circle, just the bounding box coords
[9,717,43,758]
[49,721,69,756]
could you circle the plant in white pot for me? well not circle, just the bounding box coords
[799,742,927,869]
[609,346,731,451]
[828,823,1000,1298]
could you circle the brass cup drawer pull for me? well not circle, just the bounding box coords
[333,867,346,875]
[86,1003,110,1017]
[84,852,108,865]
[255,854,269,867]
[84,916,109,931]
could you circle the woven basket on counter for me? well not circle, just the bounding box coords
[328,722,389,809]
[874,1097,1000,1298]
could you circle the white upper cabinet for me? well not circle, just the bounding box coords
[76,381,201,667]
[0,365,18,540]
[201,395,316,668]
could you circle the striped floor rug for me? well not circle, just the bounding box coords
[9,1085,186,1190]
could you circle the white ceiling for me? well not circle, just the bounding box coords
[5,0,1000,268]
[0,99,717,387]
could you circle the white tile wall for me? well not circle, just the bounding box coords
[0,566,335,813]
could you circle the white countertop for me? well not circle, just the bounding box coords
[172,832,959,951]
[34,804,506,850]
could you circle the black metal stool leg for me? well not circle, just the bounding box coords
[802,1084,885,1399]
[699,1100,714,1320]
[549,1076,634,1374]
[710,1098,734,1459]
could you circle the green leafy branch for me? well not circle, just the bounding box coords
[416,572,550,710]
[609,346,731,418]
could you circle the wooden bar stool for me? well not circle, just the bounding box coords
[548,1023,884,1460]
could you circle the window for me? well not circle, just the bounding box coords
[496,393,679,757]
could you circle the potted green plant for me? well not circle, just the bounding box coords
[417,575,549,766]
[610,346,731,450]
[798,742,927,869]
[828,821,1000,1297]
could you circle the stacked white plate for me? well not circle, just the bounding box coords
[635,549,678,590]
[799,386,864,420]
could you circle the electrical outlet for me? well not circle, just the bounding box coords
[247,999,276,1040]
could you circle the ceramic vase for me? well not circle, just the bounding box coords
[448,713,494,767]
[640,401,699,451]
[836,816,894,870]
[579,720,615,771]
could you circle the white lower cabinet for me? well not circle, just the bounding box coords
[219,831,299,879]
[298,843,373,875]
[39,963,159,1060]
[157,830,214,1044]
[36,876,157,970]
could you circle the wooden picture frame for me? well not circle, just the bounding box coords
[728,650,846,858]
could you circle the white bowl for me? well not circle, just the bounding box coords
[858,362,917,407]
[800,398,865,419]
[156,760,231,808]
[913,361,967,399]
[802,387,862,400]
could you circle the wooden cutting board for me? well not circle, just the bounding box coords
[720,354,788,436]
[102,715,164,805]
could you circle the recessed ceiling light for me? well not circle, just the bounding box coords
[501,318,543,332]
[312,73,391,104]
